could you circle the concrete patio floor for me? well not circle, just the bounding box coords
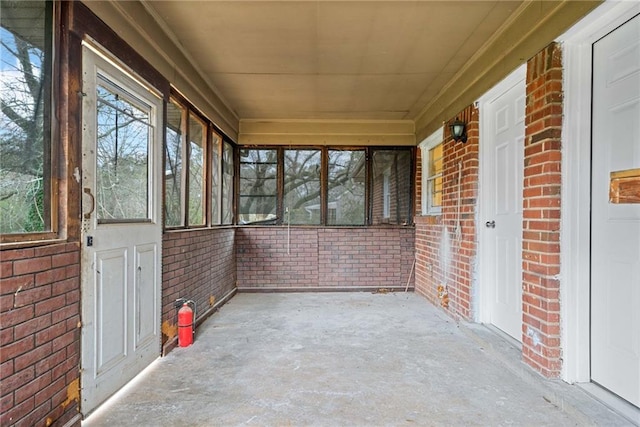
[83,292,632,426]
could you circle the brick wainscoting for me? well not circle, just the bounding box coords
[162,228,236,353]
[236,227,415,290]
[0,243,81,426]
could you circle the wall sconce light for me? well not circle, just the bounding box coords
[450,117,467,143]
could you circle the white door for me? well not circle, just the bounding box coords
[480,66,526,341]
[591,14,640,408]
[80,44,163,415]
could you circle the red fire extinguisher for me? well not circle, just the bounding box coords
[178,302,194,347]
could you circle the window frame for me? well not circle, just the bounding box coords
[283,147,322,226]
[238,147,279,225]
[186,111,207,226]
[163,90,235,230]
[210,129,223,225]
[221,140,235,225]
[0,0,59,244]
[383,169,391,219]
[236,145,413,227]
[326,147,367,226]
[420,127,444,216]
[164,97,186,228]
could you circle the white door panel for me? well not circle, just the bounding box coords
[81,44,162,416]
[135,243,159,349]
[591,13,640,408]
[480,66,526,341]
[95,248,128,374]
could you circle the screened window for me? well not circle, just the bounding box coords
[188,115,206,226]
[164,99,184,226]
[221,141,234,225]
[371,150,412,225]
[383,171,391,219]
[210,131,222,225]
[239,149,277,224]
[0,0,54,236]
[236,146,412,226]
[164,95,230,229]
[284,149,321,225]
[327,149,365,226]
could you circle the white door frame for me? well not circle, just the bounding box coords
[559,1,640,385]
[476,64,526,326]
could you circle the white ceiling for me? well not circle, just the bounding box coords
[141,1,597,125]
[145,1,523,120]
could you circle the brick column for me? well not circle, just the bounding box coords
[522,43,563,377]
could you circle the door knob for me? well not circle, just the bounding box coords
[485,220,496,228]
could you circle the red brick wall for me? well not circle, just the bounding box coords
[0,243,81,427]
[237,227,415,290]
[415,106,479,320]
[162,228,236,352]
[522,43,563,377]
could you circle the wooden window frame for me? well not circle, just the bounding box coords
[236,146,413,227]
[0,1,59,245]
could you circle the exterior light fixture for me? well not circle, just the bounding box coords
[450,117,467,143]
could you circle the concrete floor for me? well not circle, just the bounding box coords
[84,292,632,426]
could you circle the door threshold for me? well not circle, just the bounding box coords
[578,382,640,425]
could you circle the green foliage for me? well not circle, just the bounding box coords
[25,177,45,232]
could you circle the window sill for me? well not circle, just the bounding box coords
[0,237,67,251]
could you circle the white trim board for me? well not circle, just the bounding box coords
[558,0,640,385]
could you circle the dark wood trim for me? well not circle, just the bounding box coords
[65,4,83,242]
[70,2,170,100]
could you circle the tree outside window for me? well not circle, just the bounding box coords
[221,141,234,225]
[284,149,321,225]
[164,99,184,227]
[239,149,277,224]
[0,0,53,235]
[327,149,365,226]
[188,114,206,226]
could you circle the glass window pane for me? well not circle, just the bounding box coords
[211,131,222,225]
[371,150,412,225]
[428,143,444,210]
[430,143,443,176]
[95,81,151,221]
[328,150,365,225]
[433,176,443,207]
[222,141,234,224]
[239,148,277,224]
[284,149,321,225]
[165,99,184,227]
[188,115,205,225]
[0,0,52,233]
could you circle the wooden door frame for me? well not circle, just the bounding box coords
[476,64,526,328]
